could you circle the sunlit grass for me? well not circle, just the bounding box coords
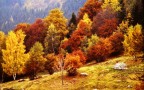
[1,56,143,90]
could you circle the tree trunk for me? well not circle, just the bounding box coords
[13,73,16,80]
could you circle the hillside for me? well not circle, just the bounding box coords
[1,56,144,90]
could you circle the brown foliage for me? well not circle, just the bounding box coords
[88,31,124,61]
[26,19,46,52]
[92,8,118,37]
[109,32,124,54]
[60,14,92,51]
[64,54,82,69]
[15,19,47,52]
[61,20,91,51]
[59,40,71,52]
[69,29,86,51]
[63,50,86,76]
[135,81,144,90]
[24,42,46,80]
[88,38,112,62]
[78,0,102,21]
[97,18,118,38]
[14,23,30,33]
[45,54,59,75]
[72,50,87,64]
[60,23,88,51]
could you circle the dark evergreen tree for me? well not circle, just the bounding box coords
[67,13,77,38]
[68,12,77,26]
[132,0,144,27]
[118,0,126,23]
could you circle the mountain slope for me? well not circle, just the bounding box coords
[1,56,143,90]
[0,0,86,33]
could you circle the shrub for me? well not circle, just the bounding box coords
[64,53,82,76]
[45,53,59,75]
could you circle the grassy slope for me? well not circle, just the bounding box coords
[0,56,144,90]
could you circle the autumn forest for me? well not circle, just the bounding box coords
[0,0,144,89]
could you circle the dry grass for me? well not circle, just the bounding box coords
[0,56,144,90]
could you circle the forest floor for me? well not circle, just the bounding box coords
[0,55,144,90]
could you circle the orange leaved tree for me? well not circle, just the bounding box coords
[64,50,86,76]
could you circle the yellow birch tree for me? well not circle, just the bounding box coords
[0,31,5,82]
[2,30,29,80]
[102,0,121,12]
[123,24,143,57]
[44,8,68,40]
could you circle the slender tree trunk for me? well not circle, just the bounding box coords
[13,73,16,80]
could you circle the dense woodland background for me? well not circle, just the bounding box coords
[0,0,144,85]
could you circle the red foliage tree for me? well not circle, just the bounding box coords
[87,38,112,62]
[88,31,124,62]
[64,53,81,76]
[97,18,118,38]
[72,50,87,64]
[61,14,92,51]
[77,0,102,22]
[92,8,118,37]
[14,23,30,33]
[14,19,47,52]
[64,50,87,76]
[68,28,86,51]
[109,32,124,55]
